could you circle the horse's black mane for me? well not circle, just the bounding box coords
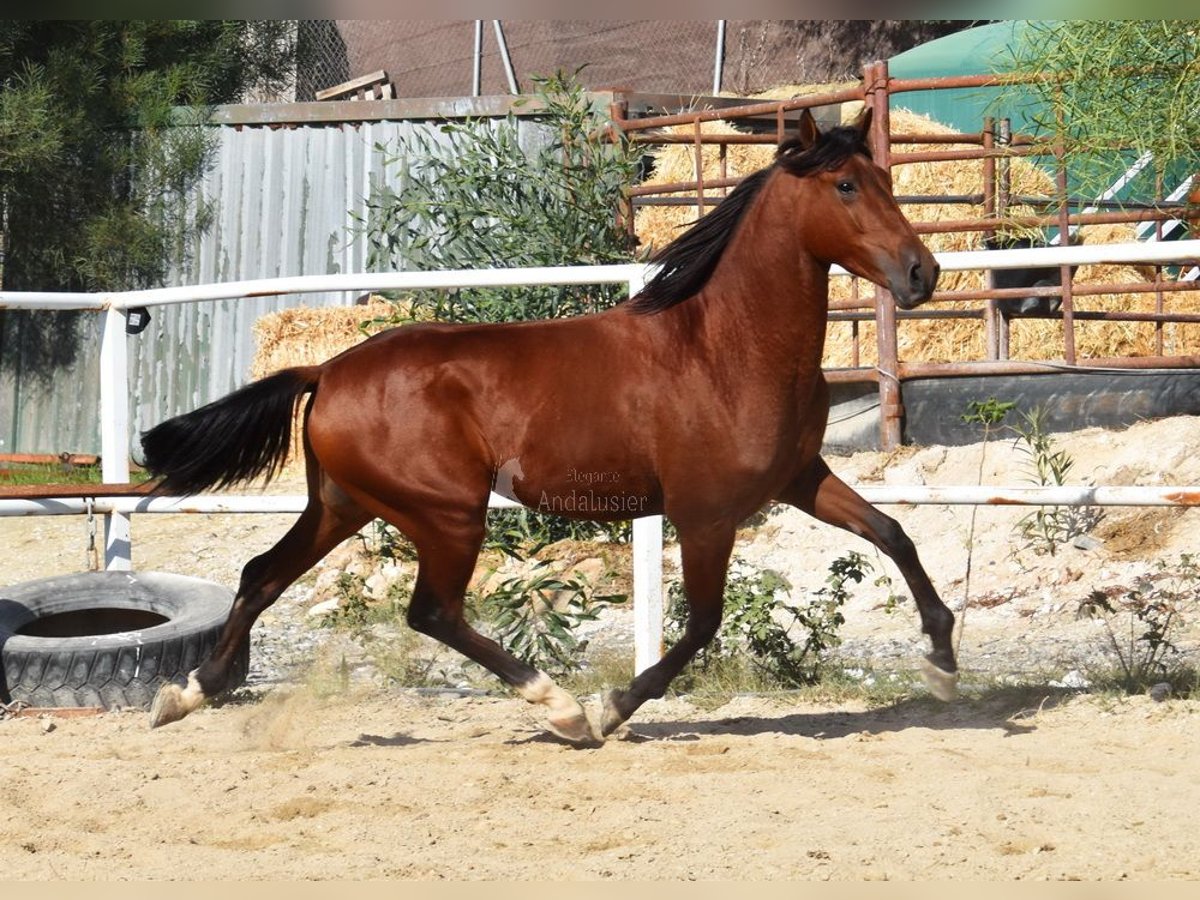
[627,123,872,314]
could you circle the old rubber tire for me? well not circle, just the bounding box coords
[0,571,247,710]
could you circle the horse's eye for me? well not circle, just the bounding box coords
[837,180,856,195]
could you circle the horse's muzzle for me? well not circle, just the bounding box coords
[888,246,940,310]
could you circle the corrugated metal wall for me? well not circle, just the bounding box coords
[0,311,104,458]
[0,110,551,455]
[129,119,394,440]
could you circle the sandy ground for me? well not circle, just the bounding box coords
[1,688,1199,880]
[2,415,1199,880]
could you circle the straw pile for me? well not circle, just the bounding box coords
[634,97,1200,365]
[249,297,403,472]
[249,297,402,380]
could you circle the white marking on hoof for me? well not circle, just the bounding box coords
[518,672,602,747]
[149,672,207,728]
[920,657,959,702]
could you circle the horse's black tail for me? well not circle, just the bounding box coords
[140,367,321,496]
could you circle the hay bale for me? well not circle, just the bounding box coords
[249,298,403,379]
[834,107,1054,366]
[634,119,777,256]
[248,296,405,474]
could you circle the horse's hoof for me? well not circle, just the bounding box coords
[600,689,631,737]
[546,709,603,749]
[920,656,959,702]
[149,682,190,728]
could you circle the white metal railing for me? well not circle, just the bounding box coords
[2,244,1200,673]
[1,263,672,672]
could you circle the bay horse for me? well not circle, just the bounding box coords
[143,109,955,746]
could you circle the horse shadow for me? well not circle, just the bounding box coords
[616,687,1077,743]
[347,732,440,748]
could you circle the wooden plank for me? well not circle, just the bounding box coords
[209,96,555,126]
[200,91,621,126]
[315,70,389,101]
[0,452,100,467]
[0,482,156,500]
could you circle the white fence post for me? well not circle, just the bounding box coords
[632,514,664,675]
[627,265,665,674]
[99,305,132,569]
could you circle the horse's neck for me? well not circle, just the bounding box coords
[683,184,830,378]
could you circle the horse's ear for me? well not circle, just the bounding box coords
[796,109,820,150]
[854,106,874,142]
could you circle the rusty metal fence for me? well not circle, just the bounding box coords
[608,60,1200,449]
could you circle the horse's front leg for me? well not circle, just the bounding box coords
[777,457,958,700]
[601,523,737,735]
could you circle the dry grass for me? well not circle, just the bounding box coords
[249,298,401,380]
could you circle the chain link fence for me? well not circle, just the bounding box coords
[295,21,351,102]
[291,20,972,102]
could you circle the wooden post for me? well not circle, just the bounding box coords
[1056,138,1077,365]
[982,117,1000,361]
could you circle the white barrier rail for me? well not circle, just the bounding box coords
[5,239,1200,312]
[2,244,1200,673]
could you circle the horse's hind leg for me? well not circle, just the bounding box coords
[778,458,958,700]
[150,475,371,727]
[397,507,601,748]
[601,524,736,736]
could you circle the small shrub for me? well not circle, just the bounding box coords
[365,521,417,562]
[666,552,872,689]
[1009,406,1101,555]
[321,571,411,633]
[483,508,628,561]
[359,68,640,325]
[961,397,1016,434]
[472,562,626,679]
[959,397,1018,616]
[1078,553,1200,695]
[321,572,374,631]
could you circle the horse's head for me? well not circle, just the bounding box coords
[781,109,939,310]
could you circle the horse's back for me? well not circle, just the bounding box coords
[305,311,656,489]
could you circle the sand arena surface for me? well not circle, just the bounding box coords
[1,416,1199,879]
[1,688,1198,880]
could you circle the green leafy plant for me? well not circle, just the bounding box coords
[1078,554,1200,696]
[877,564,908,615]
[482,508,629,562]
[997,21,1200,199]
[359,521,418,562]
[321,572,410,633]
[318,571,457,689]
[1009,405,1101,556]
[666,552,871,689]
[961,397,1016,434]
[472,563,626,679]
[359,68,641,324]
